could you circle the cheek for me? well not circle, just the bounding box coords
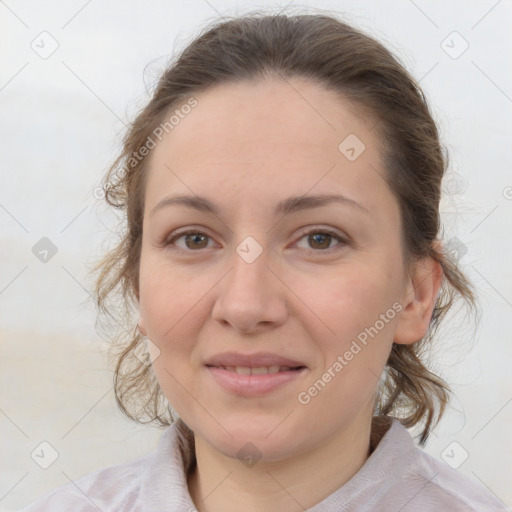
[138,254,208,340]
[139,258,211,415]
[138,254,220,395]
[297,270,400,424]
[310,262,401,343]
[302,260,402,405]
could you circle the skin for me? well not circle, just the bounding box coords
[138,76,442,512]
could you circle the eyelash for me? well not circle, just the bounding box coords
[163,227,349,255]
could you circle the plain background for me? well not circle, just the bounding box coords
[1,0,511,510]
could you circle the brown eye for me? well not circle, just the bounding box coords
[307,233,333,250]
[166,231,212,251]
[295,228,347,253]
[183,232,209,249]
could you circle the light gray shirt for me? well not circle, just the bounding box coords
[21,417,508,511]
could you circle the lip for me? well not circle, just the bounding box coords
[204,352,306,368]
[204,352,308,397]
[206,366,308,396]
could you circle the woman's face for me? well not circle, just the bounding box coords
[139,77,412,461]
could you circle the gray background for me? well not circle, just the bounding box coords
[1,0,511,510]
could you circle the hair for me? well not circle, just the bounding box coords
[91,9,476,446]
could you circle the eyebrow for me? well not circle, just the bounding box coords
[149,193,370,218]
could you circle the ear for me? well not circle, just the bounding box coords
[393,254,443,345]
[138,319,148,336]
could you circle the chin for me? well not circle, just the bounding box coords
[220,435,299,464]
[197,414,306,463]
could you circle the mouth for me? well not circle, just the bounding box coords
[206,365,306,375]
[204,352,308,396]
[204,351,306,369]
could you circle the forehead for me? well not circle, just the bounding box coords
[144,77,391,217]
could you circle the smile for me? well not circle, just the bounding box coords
[214,365,303,375]
[205,365,308,396]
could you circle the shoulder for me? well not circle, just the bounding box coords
[19,423,194,512]
[19,455,146,512]
[387,420,508,512]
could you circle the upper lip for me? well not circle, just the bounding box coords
[204,352,306,368]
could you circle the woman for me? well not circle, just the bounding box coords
[22,10,507,512]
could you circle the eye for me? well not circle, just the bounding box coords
[163,227,348,253]
[165,230,214,251]
[295,228,347,252]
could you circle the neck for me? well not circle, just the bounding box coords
[187,410,376,512]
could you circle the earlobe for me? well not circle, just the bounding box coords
[393,256,443,345]
[138,321,147,336]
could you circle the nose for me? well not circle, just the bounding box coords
[211,243,288,334]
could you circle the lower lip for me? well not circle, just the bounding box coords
[206,366,307,396]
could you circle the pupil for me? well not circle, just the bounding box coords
[310,233,330,249]
[312,233,331,249]
[187,233,206,249]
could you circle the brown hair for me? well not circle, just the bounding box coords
[91,10,476,446]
